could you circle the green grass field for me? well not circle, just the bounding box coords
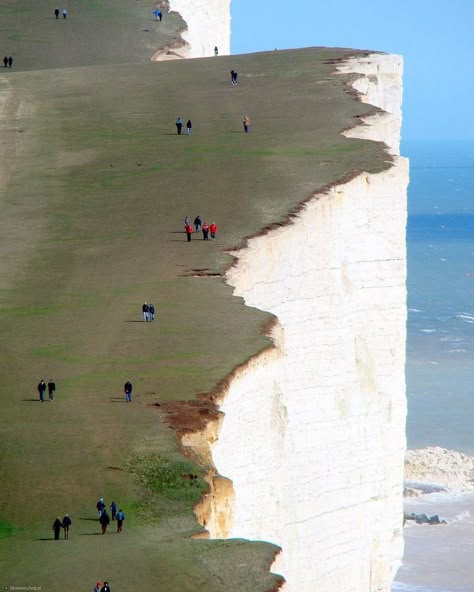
[0,5,389,589]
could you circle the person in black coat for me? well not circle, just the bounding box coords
[48,379,56,401]
[52,517,62,540]
[38,380,46,402]
[100,582,111,592]
[54,8,60,18]
[99,510,110,534]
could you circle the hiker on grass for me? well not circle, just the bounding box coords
[116,509,125,533]
[231,70,238,85]
[97,497,105,518]
[242,115,250,133]
[176,117,183,135]
[62,8,67,18]
[110,501,117,521]
[186,119,192,135]
[210,222,218,240]
[54,8,59,19]
[99,509,110,534]
[48,379,56,401]
[8,56,12,68]
[194,215,201,232]
[52,517,62,540]
[202,221,209,240]
[62,514,71,539]
[124,380,132,402]
[38,380,46,402]
[149,303,155,321]
[93,582,102,592]
[3,56,7,68]
[142,302,149,322]
[153,8,160,20]
[100,582,111,592]
[185,223,193,242]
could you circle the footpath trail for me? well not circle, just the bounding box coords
[0,48,388,591]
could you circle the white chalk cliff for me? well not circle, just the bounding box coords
[167,0,231,58]
[201,53,409,592]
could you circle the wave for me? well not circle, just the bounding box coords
[454,313,474,323]
[408,308,422,313]
[452,510,471,523]
[392,582,439,592]
[419,329,436,333]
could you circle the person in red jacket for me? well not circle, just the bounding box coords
[185,223,193,242]
[209,222,217,240]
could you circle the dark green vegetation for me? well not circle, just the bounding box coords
[0,4,389,589]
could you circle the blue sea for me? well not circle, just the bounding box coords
[393,140,474,592]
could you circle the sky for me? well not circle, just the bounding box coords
[231,0,474,142]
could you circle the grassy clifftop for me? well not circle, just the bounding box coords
[0,12,390,590]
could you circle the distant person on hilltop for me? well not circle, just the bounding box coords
[242,115,250,133]
[54,8,59,19]
[38,379,46,402]
[62,513,71,539]
[185,222,193,242]
[8,56,12,68]
[48,379,56,401]
[116,509,125,533]
[202,221,209,240]
[194,215,201,232]
[231,70,238,85]
[62,8,67,19]
[52,517,62,540]
[142,302,149,322]
[210,222,217,240]
[99,510,110,534]
[186,119,192,135]
[214,46,218,56]
[176,117,183,135]
[124,380,132,402]
[3,56,7,68]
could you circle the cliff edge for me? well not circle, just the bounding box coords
[201,53,408,592]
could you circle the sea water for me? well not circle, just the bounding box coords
[392,140,474,591]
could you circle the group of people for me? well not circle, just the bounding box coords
[142,302,155,322]
[3,56,13,68]
[93,582,111,592]
[184,216,217,241]
[37,379,56,402]
[96,498,125,534]
[175,117,192,135]
[54,8,67,19]
[52,514,72,539]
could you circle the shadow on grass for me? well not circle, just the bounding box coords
[80,532,103,536]
[22,398,40,402]
[36,537,56,541]
[79,517,100,521]
[123,320,145,323]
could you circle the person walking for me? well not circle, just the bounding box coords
[3,56,7,68]
[176,117,183,135]
[202,221,209,240]
[242,115,250,133]
[38,380,46,402]
[124,380,132,402]
[62,514,71,539]
[148,303,155,321]
[110,501,117,521]
[194,215,201,232]
[8,56,13,68]
[116,509,125,533]
[62,8,67,18]
[210,222,218,240]
[185,223,193,242]
[52,517,62,540]
[93,582,102,592]
[233,70,238,85]
[54,8,60,19]
[153,8,160,20]
[214,46,218,56]
[100,582,111,592]
[48,379,56,401]
[96,498,105,518]
[186,119,192,135]
[142,302,149,322]
[99,509,110,534]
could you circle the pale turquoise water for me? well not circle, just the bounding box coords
[393,141,474,591]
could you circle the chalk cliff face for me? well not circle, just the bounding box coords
[207,54,409,592]
[167,0,231,57]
